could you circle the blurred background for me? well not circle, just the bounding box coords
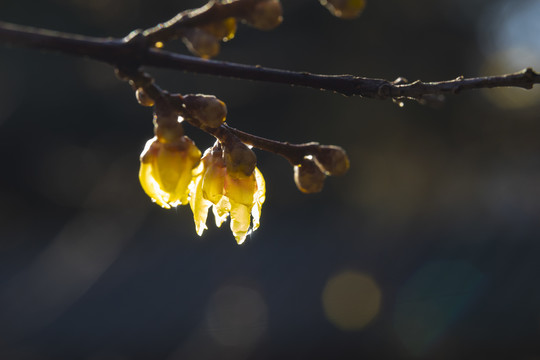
[1,0,540,358]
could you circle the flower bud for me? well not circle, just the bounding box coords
[243,0,283,30]
[135,88,155,107]
[320,0,366,19]
[139,136,201,208]
[182,28,220,59]
[201,17,237,42]
[154,122,184,144]
[189,142,266,244]
[314,145,350,176]
[294,157,326,193]
[224,141,257,179]
[183,94,227,128]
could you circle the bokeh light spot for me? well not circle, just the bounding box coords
[322,271,382,331]
[205,285,268,348]
[478,0,540,109]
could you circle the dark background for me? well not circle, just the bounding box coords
[1,0,540,359]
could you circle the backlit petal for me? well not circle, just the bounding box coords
[251,168,266,231]
[156,146,187,194]
[168,150,198,205]
[189,174,212,236]
[139,161,170,209]
[224,173,256,206]
[213,196,231,228]
[230,201,251,244]
[139,136,201,209]
[202,161,226,204]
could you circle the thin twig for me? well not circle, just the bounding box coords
[1,21,539,101]
[118,68,317,164]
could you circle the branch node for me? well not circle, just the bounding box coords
[120,29,149,69]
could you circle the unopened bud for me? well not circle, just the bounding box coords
[243,0,283,30]
[154,107,184,143]
[314,145,350,176]
[154,122,184,144]
[135,88,155,107]
[294,157,326,193]
[182,28,220,59]
[224,141,257,179]
[201,17,237,42]
[183,94,227,128]
[320,0,366,19]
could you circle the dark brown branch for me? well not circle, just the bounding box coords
[222,125,319,165]
[1,21,539,101]
[0,21,124,63]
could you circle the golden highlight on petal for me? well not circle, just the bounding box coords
[138,136,202,209]
[202,162,226,204]
[224,173,256,206]
[189,174,212,236]
[230,202,251,244]
[213,196,231,228]
[251,168,266,231]
[187,144,267,244]
[139,161,170,209]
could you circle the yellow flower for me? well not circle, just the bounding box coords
[190,148,266,244]
[139,136,201,209]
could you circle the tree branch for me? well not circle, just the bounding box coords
[1,21,539,101]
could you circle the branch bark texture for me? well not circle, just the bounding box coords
[1,21,538,102]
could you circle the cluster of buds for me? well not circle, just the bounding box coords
[136,89,350,242]
[293,145,350,194]
[190,141,265,244]
[182,17,237,59]
[130,0,356,243]
[180,0,282,59]
[138,95,266,244]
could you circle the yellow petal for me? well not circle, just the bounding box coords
[192,161,205,177]
[254,167,266,205]
[140,137,158,164]
[251,201,261,232]
[202,161,226,204]
[156,145,188,194]
[230,201,251,245]
[187,139,203,166]
[189,174,212,236]
[139,137,202,208]
[139,160,170,209]
[170,151,198,206]
[224,173,256,206]
[213,196,231,228]
[251,168,266,231]
[153,139,201,206]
